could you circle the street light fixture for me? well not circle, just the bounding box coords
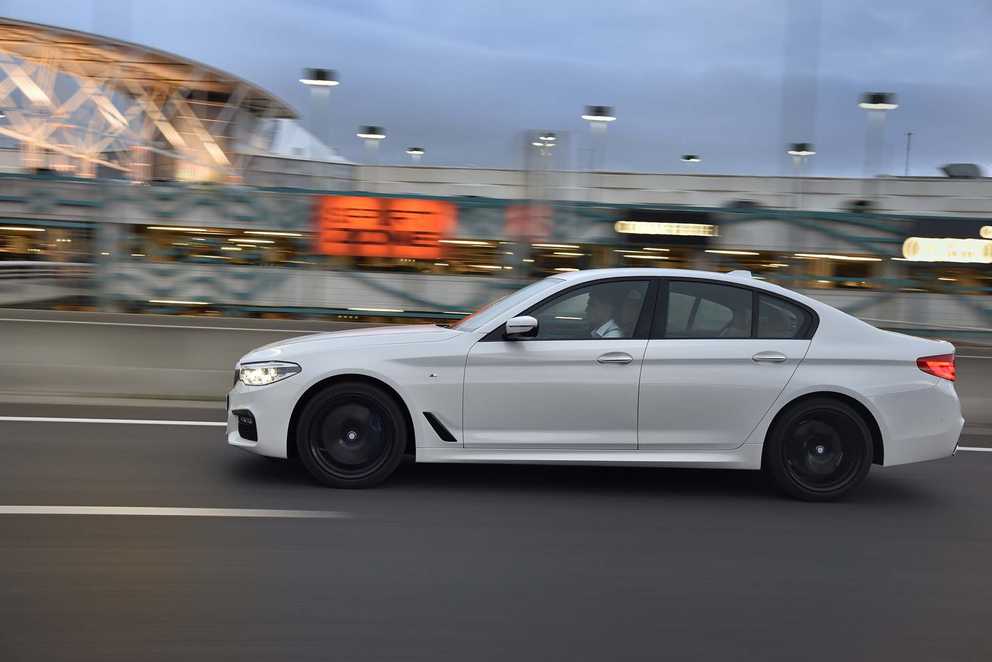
[299,68,339,87]
[787,142,816,157]
[582,105,616,123]
[858,92,898,111]
[681,154,701,163]
[532,131,557,150]
[406,146,424,162]
[357,125,386,141]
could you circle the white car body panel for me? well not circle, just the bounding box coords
[638,338,810,450]
[464,339,647,449]
[227,268,964,472]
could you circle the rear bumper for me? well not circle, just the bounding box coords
[881,379,964,467]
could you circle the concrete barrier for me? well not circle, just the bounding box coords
[2,310,366,401]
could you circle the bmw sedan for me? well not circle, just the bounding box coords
[227,268,964,501]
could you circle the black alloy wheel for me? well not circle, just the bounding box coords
[296,382,407,488]
[765,398,873,501]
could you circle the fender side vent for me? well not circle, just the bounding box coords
[423,412,456,442]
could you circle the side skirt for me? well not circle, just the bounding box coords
[415,443,764,470]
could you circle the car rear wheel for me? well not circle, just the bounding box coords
[296,382,407,488]
[764,398,873,501]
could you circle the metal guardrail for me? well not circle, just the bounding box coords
[0,261,92,279]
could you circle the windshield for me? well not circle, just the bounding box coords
[453,277,564,332]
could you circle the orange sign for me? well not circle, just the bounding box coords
[314,196,457,258]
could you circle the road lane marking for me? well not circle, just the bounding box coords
[958,355,992,359]
[0,506,349,519]
[0,317,329,333]
[958,446,992,453]
[0,416,225,426]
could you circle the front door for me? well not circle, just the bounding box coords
[464,279,653,449]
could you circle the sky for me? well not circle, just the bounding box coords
[1,0,990,177]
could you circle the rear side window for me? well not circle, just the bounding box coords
[757,294,812,339]
[662,281,753,338]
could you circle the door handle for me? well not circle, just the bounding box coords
[752,351,788,363]
[597,352,633,365]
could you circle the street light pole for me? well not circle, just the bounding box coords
[859,92,898,204]
[581,105,615,200]
[299,68,339,159]
[787,142,815,210]
[357,125,386,192]
[904,131,913,177]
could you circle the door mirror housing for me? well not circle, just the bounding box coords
[504,315,538,339]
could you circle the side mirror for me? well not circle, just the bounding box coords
[504,315,538,339]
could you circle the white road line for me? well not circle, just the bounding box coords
[958,355,992,359]
[0,317,329,333]
[0,416,225,426]
[0,506,349,519]
[958,446,992,453]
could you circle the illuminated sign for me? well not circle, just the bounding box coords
[615,220,719,237]
[315,196,457,259]
[902,237,992,263]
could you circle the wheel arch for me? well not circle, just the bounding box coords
[761,391,884,467]
[286,373,416,460]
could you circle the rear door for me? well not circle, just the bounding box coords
[637,280,814,450]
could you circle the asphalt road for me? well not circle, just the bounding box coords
[1,402,991,661]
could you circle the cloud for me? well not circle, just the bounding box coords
[2,0,989,175]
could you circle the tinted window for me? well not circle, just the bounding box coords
[529,280,649,340]
[662,281,753,338]
[758,294,811,339]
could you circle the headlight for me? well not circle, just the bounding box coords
[238,361,301,386]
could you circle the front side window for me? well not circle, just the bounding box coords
[662,281,753,338]
[528,280,650,340]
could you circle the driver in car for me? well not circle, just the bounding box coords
[586,288,624,338]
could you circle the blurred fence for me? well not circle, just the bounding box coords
[0,172,990,338]
[0,260,92,306]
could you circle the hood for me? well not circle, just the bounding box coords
[240,324,460,363]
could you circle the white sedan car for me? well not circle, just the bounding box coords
[227,268,963,501]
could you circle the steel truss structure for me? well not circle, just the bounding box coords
[0,18,293,181]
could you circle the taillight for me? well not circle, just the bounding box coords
[917,353,956,381]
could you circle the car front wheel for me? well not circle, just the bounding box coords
[296,382,407,488]
[764,398,873,501]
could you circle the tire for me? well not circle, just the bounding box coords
[295,382,407,488]
[764,398,873,502]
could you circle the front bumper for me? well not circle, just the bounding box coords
[226,378,300,458]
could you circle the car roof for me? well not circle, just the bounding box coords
[554,267,757,285]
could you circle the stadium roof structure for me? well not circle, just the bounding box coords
[0,18,296,181]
